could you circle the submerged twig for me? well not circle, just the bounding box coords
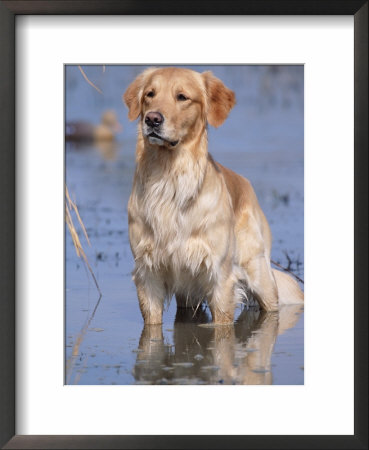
[66,293,102,383]
[78,65,103,94]
[271,259,304,285]
[66,186,102,295]
[283,250,293,271]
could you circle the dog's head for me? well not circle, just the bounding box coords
[123,67,235,149]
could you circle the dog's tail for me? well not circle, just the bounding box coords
[273,269,304,305]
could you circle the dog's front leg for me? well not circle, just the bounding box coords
[208,273,236,325]
[134,269,166,325]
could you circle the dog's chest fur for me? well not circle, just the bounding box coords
[130,150,224,290]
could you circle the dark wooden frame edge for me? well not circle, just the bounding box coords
[0,1,367,449]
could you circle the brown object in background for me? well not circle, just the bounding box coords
[66,110,122,142]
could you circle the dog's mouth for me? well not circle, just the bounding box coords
[147,132,179,148]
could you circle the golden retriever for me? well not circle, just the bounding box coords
[123,67,303,325]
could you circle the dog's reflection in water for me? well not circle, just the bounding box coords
[133,304,303,385]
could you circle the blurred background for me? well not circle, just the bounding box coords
[65,65,304,385]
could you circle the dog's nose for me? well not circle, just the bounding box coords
[145,111,163,128]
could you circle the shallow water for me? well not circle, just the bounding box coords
[65,65,304,385]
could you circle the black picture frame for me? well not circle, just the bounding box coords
[0,1,367,449]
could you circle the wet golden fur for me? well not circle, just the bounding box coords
[124,67,303,325]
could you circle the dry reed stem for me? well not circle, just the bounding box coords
[66,187,90,246]
[66,186,102,295]
[78,65,103,94]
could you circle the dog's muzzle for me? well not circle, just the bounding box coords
[144,112,178,147]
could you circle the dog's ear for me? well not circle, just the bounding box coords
[202,71,236,128]
[123,68,156,121]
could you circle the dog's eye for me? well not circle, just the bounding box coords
[146,91,155,98]
[177,93,188,101]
